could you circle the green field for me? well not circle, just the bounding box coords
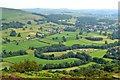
[3,53,79,66]
[51,62,96,71]
[43,52,68,57]
[2,39,50,52]
[2,29,117,52]
[89,50,107,58]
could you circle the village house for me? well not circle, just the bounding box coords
[26,37,31,40]
[36,33,45,38]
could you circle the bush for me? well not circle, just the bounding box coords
[10,30,16,36]
[27,21,31,24]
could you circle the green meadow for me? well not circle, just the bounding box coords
[3,53,79,66]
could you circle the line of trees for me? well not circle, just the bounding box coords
[35,51,92,61]
[2,50,27,58]
[34,51,107,69]
[35,42,119,54]
[43,60,88,70]
[9,30,21,37]
[2,41,119,58]
[85,37,103,41]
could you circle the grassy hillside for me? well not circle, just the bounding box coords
[1,7,31,19]
[1,7,119,79]
[89,50,107,58]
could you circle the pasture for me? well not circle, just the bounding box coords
[3,53,79,66]
[89,50,107,58]
[2,25,117,52]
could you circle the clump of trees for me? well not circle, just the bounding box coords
[52,37,58,41]
[93,57,108,64]
[17,33,21,37]
[45,14,73,25]
[109,31,119,40]
[104,47,120,60]
[103,31,107,36]
[66,60,120,78]
[105,41,108,44]
[9,60,42,73]
[98,19,117,25]
[10,30,16,36]
[76,34,79,40]
[27,21,32,24]
[35,44,70,53]
[2,21,25,30]
[62,36,66,42]
[75,17,97,28]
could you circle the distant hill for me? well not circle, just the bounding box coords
[23,8,73,14]
[1,7,31,19]
[23,8,117,15]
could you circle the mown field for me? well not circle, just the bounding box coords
[89,49,107,58]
